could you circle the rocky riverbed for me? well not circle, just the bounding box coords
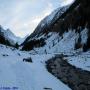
[46,55,90,90]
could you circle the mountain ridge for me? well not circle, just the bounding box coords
[22,0,90,53]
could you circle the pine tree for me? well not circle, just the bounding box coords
[15,42,19,49]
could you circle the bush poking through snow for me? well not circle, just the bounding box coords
[2,54,9,57]
[43,87,52,90]
[15,42,19,49]
[23,57,33,63]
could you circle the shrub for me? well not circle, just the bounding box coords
[15,42,19,49]
[22,38,46,51]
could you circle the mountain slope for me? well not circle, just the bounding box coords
[22,0,90,53]
[22,5,70,45]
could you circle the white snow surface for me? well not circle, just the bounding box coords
[80,28,88,44]
[66,51,90,71]
[0,44,71,90]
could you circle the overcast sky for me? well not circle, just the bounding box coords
[0,0,74,37]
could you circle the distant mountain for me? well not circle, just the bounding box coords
[0,25,24,46]
[22,0,90,53]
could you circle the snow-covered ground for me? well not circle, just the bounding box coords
[66,51,90,71]
[0,43,90,90]
[0,44,71,90]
